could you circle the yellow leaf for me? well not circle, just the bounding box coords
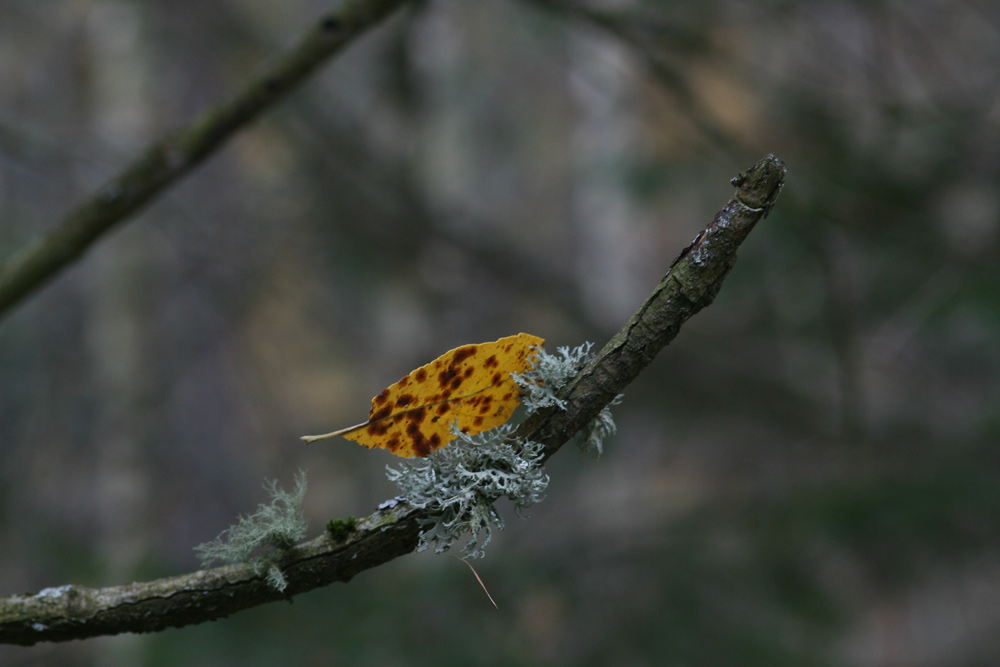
[302,333,544,457]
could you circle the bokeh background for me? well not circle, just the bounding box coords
[2,0,999,664]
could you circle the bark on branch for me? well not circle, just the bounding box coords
[0,0,412,322]
[0,155,786,646]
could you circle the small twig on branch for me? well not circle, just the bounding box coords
[0,0,412,323]
[0,155,785,646]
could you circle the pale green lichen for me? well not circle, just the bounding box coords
[387,341,620,558]
[577,397,621,458]
[195,471,308,591]
[515,342,622,457]
[386,424,548,559]
[513,342,594,412]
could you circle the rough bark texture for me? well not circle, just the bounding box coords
[0,155,785,646]
[0,0,412,321]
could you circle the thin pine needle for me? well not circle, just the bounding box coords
[450,555,499,609]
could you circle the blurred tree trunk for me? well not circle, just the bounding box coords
[78,2,157,662]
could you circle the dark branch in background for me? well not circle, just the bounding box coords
[0,155,786,646]
[0,0,412,323]
[524,0,746,160]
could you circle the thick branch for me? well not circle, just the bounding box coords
[0,155,786,646]
[0,0,412,322]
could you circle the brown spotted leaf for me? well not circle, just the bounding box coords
[302,333,544,457]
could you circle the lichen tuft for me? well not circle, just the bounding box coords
[513,342,594,413]
[515,341,621,457]
[386,424,549,559]
[195,471,308,591]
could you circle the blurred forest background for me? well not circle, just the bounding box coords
[2,0,999,665]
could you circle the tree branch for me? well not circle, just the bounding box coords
[0,505,425,646]
[523,154,787,460]
[0,0,412,323]
[0,155,786,646]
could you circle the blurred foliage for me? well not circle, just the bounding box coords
[1,0,999,664]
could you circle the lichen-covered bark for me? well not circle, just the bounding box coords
[0,155,785,646]
[0,0,413,321]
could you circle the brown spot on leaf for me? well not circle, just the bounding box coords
[438,367,459,388]
[451,345,477,365]
[368,420,391,436]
